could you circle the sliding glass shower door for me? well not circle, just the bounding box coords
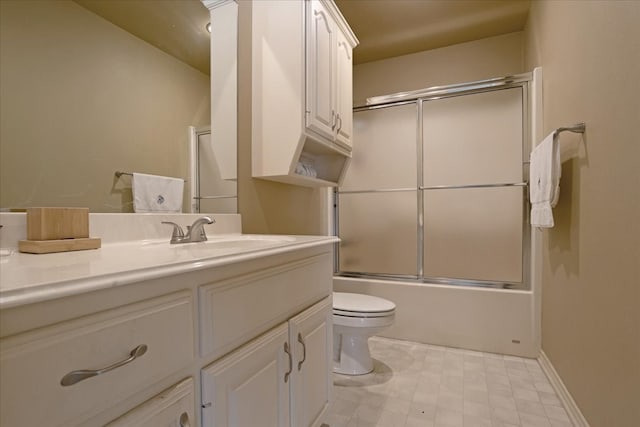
[336,78,530,289]
[338,103,418,276]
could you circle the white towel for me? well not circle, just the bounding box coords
[132,173,184,213]
[529,132,561,228]
[295,161,317,178]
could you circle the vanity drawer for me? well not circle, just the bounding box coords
[199,252,332,358]
[0,291,194,427]
[106,377,195,427]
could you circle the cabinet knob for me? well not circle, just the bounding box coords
[179,412,190,427]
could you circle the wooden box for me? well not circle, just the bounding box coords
[26,207,89,240]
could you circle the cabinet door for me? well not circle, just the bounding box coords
[335,29,353,149]
[289,297,333,427]
[306,0,335,140]
[201,323,291,427]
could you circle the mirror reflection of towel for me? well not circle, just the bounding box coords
[132,173,184,213]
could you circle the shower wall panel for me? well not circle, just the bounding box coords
[338,191,417,276]
[341,104,417,191]
[423,187,523,282]
[422,88,523,186]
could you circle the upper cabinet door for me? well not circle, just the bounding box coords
[306,0,336,141]
[335,29,353,148]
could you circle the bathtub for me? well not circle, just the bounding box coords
[333,276,539,358]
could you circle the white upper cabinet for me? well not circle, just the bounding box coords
[334,28,354,148]
[306,0,336,142]
[307,0,354,150]
[251,0,358,187]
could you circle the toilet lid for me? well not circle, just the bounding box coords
[333,292,396,317]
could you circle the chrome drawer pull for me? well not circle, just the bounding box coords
[297,333,306,371]
[284,342,292,383]
[60,344,148,387]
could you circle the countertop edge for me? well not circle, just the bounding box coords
[0,236,339,310]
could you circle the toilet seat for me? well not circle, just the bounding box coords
[333,292,396,318]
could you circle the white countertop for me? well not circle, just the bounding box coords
[0,234,338,309]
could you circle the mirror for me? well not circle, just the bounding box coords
[0,0,237,213]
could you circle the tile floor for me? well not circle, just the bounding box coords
[327,337,573,427]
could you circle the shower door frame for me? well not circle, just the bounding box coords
[188,125,238,214]
[334,73,532,290]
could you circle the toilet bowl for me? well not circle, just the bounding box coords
[333,292,396,375]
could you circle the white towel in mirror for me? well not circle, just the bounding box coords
[132,173,184,213]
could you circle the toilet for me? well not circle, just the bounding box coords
[332,292,396,375]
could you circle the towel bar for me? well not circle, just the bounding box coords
[555,122,586,135]
[115,171,186,182]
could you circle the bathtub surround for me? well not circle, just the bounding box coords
[524,1,640,426]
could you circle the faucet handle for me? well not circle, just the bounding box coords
[161,221,185,241]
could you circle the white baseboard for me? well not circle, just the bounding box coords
[538,350,590,427]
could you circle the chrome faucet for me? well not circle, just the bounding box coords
[161,216,215,244]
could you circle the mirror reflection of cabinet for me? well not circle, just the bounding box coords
[251,0,358,187]
[202,0,237,181]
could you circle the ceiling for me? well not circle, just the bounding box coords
[335,0,531,64]
[74,0,210,75]
[74,0,531,72]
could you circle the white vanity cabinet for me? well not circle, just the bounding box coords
[0,229,336,427]
[201,297,332,427]
[251,0,358,187]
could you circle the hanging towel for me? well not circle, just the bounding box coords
[132,173,184,213]
[529,131,561,228]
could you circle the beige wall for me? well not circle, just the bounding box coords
[525,2,640,426]
[0,0,210,212]
[354,31,525,105]
[237,0,327,235]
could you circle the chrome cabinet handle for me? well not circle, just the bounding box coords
[331,110,337,131]
[284,342,292,383]
[336,114,343,134]
[179,412,190,427]
[297,333,306,371]
[60,344,148,387]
